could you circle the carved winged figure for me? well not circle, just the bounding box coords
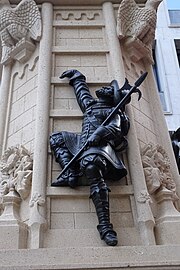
[117,0,163,62]
[0,0,41,64]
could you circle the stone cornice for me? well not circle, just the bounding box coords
[9,0,146,5]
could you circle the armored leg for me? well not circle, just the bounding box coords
[84,159,118,246]
[50,132,78,188]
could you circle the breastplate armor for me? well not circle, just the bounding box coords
[80,104,113,147]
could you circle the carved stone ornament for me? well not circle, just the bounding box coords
[117,0,163,63]
[0,0,42,65]
[137,190,152,204]
[141,143,178,200]
[0,145,33,200]
[55,10,102,21]
[29,193,45,208]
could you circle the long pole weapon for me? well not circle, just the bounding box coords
[54,72,148,181]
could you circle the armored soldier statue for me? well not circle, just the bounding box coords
[50,69,131,246]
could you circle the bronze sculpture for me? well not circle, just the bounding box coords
[171,128,180,174]
[50,69,147,246]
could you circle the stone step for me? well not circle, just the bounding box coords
[1,245,180,270]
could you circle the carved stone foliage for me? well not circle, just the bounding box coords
[141,143,178,200]
[0,145,33,201]
[117,0,163,63]
[0,0,42,65]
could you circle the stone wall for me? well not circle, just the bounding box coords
[6,56,38,152]
[45,4,141,248]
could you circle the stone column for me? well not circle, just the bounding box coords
[144,63,180,210]
[102,2,155,245]
[0,64,12,156]
[29,2,53,249]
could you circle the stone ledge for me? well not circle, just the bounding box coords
[53,21,105,27]
[47,185,134,197]
[52,46,109,54]
[50,109,83,118]
[51,77,111,85]
[0,245,180,269]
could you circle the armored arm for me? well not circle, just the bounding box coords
[60,70,95,113]
[88,112,129,147]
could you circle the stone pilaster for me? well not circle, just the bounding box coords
[29,2,53,249]
[103,1,155,245]
[0,64,12,156]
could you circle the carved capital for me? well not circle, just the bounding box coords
[0,0,42,65]
[0,145,33,201]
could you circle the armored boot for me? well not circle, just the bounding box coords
[91,182,118,246]
[51,167,78,188]
[50,140,78,188]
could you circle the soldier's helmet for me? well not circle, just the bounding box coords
[110,79,132,106]
[95,78,133,107]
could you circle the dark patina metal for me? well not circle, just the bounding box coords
[171,128,180,174]
[50,69,146,246]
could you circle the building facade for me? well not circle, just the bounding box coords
[156,0,180,131]
[0,0,180,269]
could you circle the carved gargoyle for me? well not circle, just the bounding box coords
[0,145,33,200]
[0,0,42,65]
[141,143,178,200]
[117,0,163,63]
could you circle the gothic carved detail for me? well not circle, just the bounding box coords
[0,0,42,65]
[55,10,102,21]
[0,145,33,201]
[14,53,39,80]
[29,193,45,208]
[141,143,178,200]
[117,0,163,63]
[137,190,152,204]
